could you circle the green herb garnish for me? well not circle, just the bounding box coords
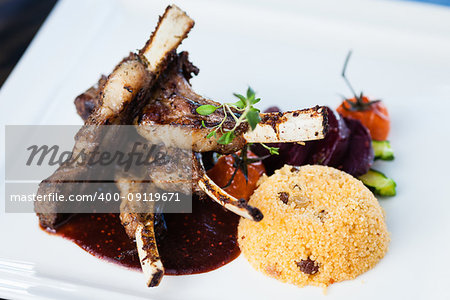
[197,87,279,157]
[196,87,261,144]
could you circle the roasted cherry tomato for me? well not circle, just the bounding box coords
[207,151,265,201]
[337,96,390,141]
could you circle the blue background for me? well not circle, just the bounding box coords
[410,0,450,5]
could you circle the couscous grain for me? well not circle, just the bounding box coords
[238,165,389,288]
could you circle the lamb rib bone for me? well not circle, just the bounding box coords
[141,5,194,74]
[116,177,164,288]
[244,107,327,143]
[136,221,164,287]
[137,107,326,153]
[198,173,263,221]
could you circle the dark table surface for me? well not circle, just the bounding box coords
[0,0,57,87]
[0,0,449,89]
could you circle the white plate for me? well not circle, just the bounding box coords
[1,0,450,299]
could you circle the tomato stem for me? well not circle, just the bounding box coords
[342,50,359,101]
[341,50,381,112]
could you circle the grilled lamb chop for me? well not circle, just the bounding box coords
[36,5,194,229]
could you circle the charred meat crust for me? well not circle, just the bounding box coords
[177,51,199,80]
[138,98,248,134]
[246,205,264,222]
[121,212,141,238]
[260,111,282,133]
[37,212,73,230]
[141,224,158,254]
[148,269,164,287]
[35,168,93,229]
[74,75,107,121]
[320,106,329,137]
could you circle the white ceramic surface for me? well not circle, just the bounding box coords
[1,0,450,299]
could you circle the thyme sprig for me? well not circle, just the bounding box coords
[197,87,261,144]
[260,142,280,155]
[196,87,277,157]
[198,88,280,188]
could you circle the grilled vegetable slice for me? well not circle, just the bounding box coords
[372,140,394,161]
[359,169,396,196]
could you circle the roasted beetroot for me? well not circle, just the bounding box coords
[307,107,350,167]
[340,117,374,176]
[252,142,311,175]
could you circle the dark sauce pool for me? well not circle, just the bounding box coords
[43,197,241,275]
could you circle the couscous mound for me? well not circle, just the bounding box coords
[238,165,389,288]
